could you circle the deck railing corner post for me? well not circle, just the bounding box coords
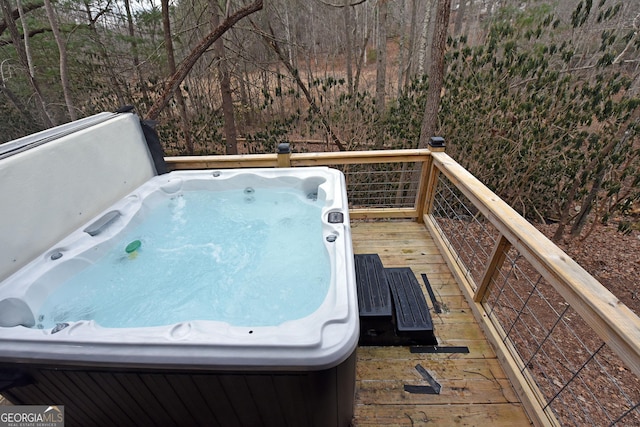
[277,143,291,168]
[417,137,445,221]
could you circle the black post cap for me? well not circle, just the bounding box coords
[429,137,445,148]
[277,142,291,154]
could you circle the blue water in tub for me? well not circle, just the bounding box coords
[35,187,330,328]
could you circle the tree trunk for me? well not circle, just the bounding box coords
[404,0,418,86]
[43,0,76,120]
[161,0,193,154]
[418,0,451,147]
[344,0,353,95]
[396,0,406,96]
[261,68,271,116]
[375,0,387,114]
[353,25,370,95]
[417,0,433,76]
[145,0,263,121]
[363,3,369,66]
[211,0,238,155]
[238,64,251,129]
[570,166,605,237]
[453,0,467,36]
[467,0,483,45]
[284,5,295,69]
[276,63,285,117]
[15,0,34,76]
[123,0,149,107]
[0,0,53,127]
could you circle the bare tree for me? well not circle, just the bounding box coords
[375,0,387,113]
[123,0,149,107]
[417,0,434,76]
[43,0,76,120]
[419,0,451,147]
[404,0,418,86]
[211,0,238,155]
[146,0,263,123]
[344,0,353,95]
[15,0,34,76]
[161,0,193,153]
[453,0,467,36]
[396,0,406,95]
[353,18,371,93]
[466,0,483,45]
[0,0,53,127]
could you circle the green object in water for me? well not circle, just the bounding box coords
[125,240,141,254]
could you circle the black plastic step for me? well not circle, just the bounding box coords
[354,254,394,345]
[385,267,437,345]
[354,254,392,317]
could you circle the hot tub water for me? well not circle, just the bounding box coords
[35,187,330,329]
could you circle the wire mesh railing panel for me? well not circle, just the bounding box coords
[337,162,421,209]
[431,172,640,426]
[484,253,640,426]
[431,174,501,287]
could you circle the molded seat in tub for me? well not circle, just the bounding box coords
[0,298,35,328]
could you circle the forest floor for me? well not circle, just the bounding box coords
[537,221,640,316]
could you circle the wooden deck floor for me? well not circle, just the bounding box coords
[350,221,532,426]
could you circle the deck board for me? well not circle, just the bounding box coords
[351,221,532,426]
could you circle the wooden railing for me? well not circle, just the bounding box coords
[426,152,640,426]
[166,147,640,426]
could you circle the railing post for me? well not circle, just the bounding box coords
[277,143,291,167]
[418,137,446,222]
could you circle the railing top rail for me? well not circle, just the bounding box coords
[289,149,432,166]
[165,153,278,169]
[431,151,640,378]
[165,149,432,170]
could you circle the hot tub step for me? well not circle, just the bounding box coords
[354,254,394,345]
[385,267,437,346]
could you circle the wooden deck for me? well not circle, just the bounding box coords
[351,220,532,426]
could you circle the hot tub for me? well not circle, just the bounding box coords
[0,167,358,427]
